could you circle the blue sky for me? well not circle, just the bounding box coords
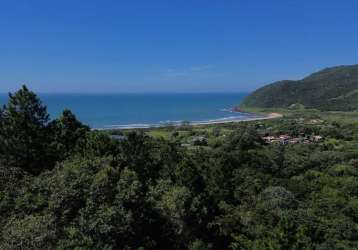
[0,0,358,93]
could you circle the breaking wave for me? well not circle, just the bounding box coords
[94,110,262,130]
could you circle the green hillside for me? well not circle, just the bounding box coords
[240,65,358,111]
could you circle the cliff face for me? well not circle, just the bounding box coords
[240,65,358,111]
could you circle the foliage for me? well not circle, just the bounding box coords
[1,87,358,249]
[0,85,51,174]
[241,64,358,111]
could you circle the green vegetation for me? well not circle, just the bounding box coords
[2,86,358,249]
[241,64,358,111]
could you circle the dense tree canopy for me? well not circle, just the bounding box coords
[1,87,358,249]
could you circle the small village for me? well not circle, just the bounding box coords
[262,134,323,145]
[111,129,324,147]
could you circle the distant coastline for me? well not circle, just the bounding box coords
[94,111,282,130]
[3,93,280,130]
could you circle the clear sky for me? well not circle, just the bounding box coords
[1,0,358,93]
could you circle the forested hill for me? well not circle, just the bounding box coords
[240,64,358,111]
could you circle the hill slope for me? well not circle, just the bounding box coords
[240,65,358,111]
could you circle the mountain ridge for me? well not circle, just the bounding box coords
[240,64,358,111]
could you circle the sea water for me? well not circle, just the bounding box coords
[0,93,256,129]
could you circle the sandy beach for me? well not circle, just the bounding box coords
[189,112,283,126]
[97,112,283,130]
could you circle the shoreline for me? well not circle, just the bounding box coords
[93,112,283,130]
[188,112,283,126]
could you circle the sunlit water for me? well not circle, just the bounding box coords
[0,93,257,129]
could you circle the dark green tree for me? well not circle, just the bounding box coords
[0,85,51,174]
[48,109,89,160]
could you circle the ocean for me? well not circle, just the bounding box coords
[0,93,257,129]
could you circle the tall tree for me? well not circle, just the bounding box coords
[48,109,89,160]
[0,85,50,174]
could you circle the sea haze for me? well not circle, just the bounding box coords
[0,93,253,129]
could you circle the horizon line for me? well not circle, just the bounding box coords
[0,91,250,95]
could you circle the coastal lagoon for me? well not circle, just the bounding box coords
[0,93,257,129]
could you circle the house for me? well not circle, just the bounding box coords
[279,135,291,145]
[288,138,300,144]
[263,136,276,143]
[313,135,323,142]
[261,133,322,146]
[279,134,291,140]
